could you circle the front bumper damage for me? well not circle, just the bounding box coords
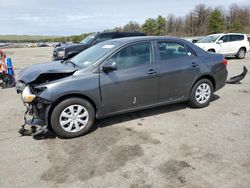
[18,98,51,137]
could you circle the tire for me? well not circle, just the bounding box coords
[188,79,214,108]
[50,97,95,138]
[236,48,246,59]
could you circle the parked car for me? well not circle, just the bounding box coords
[16,36,228,138]
[195,33,250,59]
[52,31,146,61]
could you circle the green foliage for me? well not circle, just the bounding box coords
[156,15,167,35]
[141,18,157,35]
[123,21,141,32]
[228,19,244,32]
[207,9,225,34]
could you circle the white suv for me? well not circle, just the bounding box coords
[195,33,250,59]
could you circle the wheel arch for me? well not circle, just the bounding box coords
[239,46,246,52]
[46,93,98,130]
[192,74,216,92]
[207,49,216,53]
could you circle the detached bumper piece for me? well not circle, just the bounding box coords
[18,103,50,137]
[226,66,248,84]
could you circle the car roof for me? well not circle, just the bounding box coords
[98,31,145,35]
[109,36,184,43]
[209,33,245,36]
[105,36,207,56]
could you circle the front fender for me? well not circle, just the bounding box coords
[37,72,102,110]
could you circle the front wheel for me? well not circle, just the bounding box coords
[188,79,214,108]
[50,98,95,138]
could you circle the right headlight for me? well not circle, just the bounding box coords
[57,50,65,58]
[22,86,36,103]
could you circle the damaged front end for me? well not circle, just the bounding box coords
[17,84,51,136]
[16,61,77,136]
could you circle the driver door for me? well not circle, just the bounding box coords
[99,42,159,115]
[216,35,230,54]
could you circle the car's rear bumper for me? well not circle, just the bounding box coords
[214,67,228,92]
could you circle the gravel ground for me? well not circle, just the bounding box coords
[0,47,249,188]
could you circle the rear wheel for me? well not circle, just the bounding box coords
[188,79,213,108]
[236,48,246,59]
[50,98,95,138]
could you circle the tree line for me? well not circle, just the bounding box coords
[116,3,250,37]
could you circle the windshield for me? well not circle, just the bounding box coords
[197,35,221,43]
[70,41,121,68]
[80,33,97,45]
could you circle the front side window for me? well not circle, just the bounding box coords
[109,42,152,70]
[158,41,195,61]
[219,35,228,42]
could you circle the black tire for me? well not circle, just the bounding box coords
[188,79,214,108]
[50,97,95,138]
[236,48,246,59]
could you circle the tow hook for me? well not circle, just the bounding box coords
[18,104,50,137]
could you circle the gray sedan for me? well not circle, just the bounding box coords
[16,36,228,138]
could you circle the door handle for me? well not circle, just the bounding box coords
[191,62,199,68]
[146,69,157,75]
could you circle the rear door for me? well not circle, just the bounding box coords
[100,41,159,115]
[228,34,245,54]
[156,40,200,102]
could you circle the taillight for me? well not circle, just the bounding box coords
[222,58,228,66]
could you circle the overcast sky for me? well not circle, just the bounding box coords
[0,0,249,36]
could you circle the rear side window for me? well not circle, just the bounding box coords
[109,42,152,70]
[229,35,244,42]
[157,41,195,61]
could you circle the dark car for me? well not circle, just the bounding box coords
[16,36,228,138]
[52,32,146,61]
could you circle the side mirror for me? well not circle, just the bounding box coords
[102,59,117,73]
[217,40,223,44]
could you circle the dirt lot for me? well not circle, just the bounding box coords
[0,47,250,188]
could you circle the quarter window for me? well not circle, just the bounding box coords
[109,42,152,70]
[158,41,195,61]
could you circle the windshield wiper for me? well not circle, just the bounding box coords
[63,60,78,68]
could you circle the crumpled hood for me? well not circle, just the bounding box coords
[17,61,77,84]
